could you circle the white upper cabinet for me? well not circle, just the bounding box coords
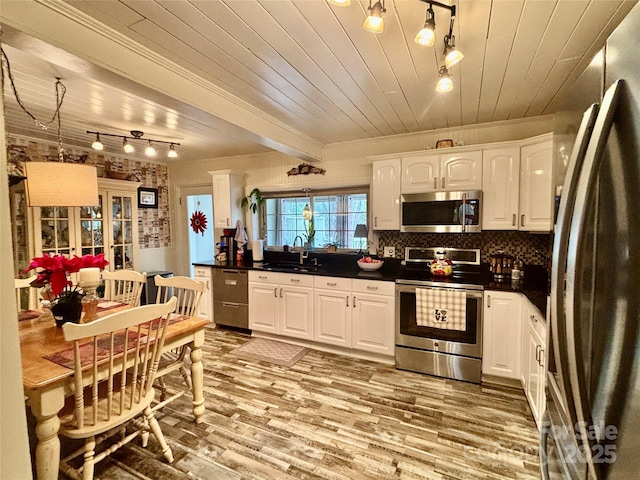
[482,147,521,230]
[520,139,553,232]
[371,159,401,230]
[401,151,482,193]
[209,170,244,229]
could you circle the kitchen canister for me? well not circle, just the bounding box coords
[252,239,264,262]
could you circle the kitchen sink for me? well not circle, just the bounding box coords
[260,262,320,273]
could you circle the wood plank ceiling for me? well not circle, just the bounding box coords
[1,0,636,163]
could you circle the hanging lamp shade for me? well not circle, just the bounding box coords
[24,163,99,207]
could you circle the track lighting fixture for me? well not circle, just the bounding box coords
[87,130,180,158]
[363,0,386,34]
[91,133,104,151]
[414,5,436,46]
[436,66,453,93]
[327,0,464,93]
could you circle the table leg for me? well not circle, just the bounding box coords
[28,386,65,480]
[189,329,205,424]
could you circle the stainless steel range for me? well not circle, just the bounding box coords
[395,247,484,383]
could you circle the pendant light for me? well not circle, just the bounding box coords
[363,0,386,34]
[301,188,312,220]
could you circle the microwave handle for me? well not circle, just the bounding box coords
[461,193,467,232]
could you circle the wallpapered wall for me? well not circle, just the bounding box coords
[377,230,552,267]
[6,135,171,249]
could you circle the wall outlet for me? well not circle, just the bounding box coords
[383,246,395,258]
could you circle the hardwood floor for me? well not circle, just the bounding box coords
[63,327,541,479]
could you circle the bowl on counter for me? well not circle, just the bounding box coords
[357,258,384,271]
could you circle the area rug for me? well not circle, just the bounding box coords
[229,338,309,367]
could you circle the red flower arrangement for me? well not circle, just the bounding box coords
[23,253,109,297]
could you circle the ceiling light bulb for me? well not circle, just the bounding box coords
[145,141,156,156]
[444,35,464,68]
[167,143,178,158]
[415,7,436,46]
[436,66,454,92]
[91,133,104,151]
[363,1,385,34]
[327,0,351,6]
[123,137,135,154]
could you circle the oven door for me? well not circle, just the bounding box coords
[395,282,483,358]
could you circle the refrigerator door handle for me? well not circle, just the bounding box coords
[565,80,623,480]
[539,410,551,480]
[550,102,599,432]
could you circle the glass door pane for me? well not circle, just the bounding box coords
[109,194,135,270]
[39,206,72,256]
[79,194,104,256]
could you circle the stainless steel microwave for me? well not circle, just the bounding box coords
[400,190,482,233]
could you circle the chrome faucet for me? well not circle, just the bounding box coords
[293,235,303,250]
[299,250,309,265]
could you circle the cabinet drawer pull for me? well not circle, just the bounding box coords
[290,278,300,283]
[366,286,378,290]
[512,214,516,226]
[259,275,268,280]
[327,282,337,287]
[222,302,239,308]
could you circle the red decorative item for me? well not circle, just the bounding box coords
[190,210,208,235]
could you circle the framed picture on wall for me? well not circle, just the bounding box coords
[138,187,158,208]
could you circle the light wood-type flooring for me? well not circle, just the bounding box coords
[49,327,540,479]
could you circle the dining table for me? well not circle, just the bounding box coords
[18,301,210,480]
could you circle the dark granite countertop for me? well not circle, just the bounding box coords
[194,253,549,317]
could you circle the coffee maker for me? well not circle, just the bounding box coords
[218,230,237,265]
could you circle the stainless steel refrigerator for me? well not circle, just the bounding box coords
[542,3,640,479]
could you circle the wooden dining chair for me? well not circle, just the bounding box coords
[153,275,205,405]
[15,275,38,312]
[58,297,177,480]
[102,270,147,306]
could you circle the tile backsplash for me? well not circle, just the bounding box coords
[377,231,552,266]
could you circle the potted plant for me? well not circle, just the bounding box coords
[303,216,315,249]
[240,188,265,213]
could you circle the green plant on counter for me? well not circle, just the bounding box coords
[303,216,315,244]
[240,188,265,213]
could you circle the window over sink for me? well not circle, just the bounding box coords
[261,187,368,249]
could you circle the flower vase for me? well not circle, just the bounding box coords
[51,291,84,327]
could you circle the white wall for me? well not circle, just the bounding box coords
[0,76,33,478]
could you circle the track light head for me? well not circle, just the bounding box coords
[414,6,436,46]
[91,133,104,151]
[123,137,135,154]
[167,143,178,158]
[145,140,157,157]
[443,33,464,68]
[436,66,453,92]
[363,0,386,34]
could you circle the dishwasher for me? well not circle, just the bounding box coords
[212,268,249,329]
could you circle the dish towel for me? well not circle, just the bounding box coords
[234,219,248,249]
[415,288,466,331]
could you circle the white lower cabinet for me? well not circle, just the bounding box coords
[482,291,522,379]
[193,266,212,320]
[522,299,546,428]
[249,272,395,357]
[249,271,313,340]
